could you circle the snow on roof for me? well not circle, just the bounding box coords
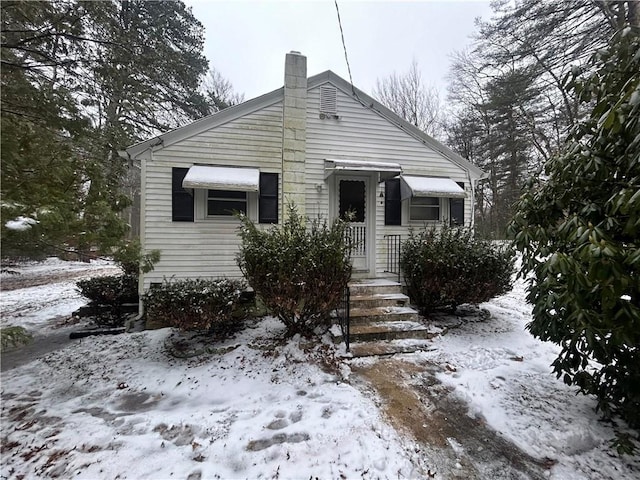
[400,176,466,200]
[182,166,260,191]
[4,216,38,231]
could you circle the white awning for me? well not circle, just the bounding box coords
[400,176,466,200]
[324,159,402,182]
[182,166,260,191]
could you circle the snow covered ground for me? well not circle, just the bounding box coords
[1,258,639,479]
[1,258,119,334]
[394,277,640,479]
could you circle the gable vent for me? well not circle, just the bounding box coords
[320,85,338,118]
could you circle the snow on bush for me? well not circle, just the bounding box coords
[143,278,246,332]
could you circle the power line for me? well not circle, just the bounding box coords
[334,0,358,98]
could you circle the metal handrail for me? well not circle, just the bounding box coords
[383,234,402,283]
[336,284,350,351]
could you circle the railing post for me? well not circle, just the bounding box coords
[344,286,350,351]
[337,282,350,352]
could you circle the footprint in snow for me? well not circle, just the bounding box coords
[266,408,303,429]
[246,432,310,451]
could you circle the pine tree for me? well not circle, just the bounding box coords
[1,0,216,257]
[1,0,89,256]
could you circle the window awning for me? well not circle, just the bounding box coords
[324,159,402,182]
[400,176,466,200]
[182,166,260,191]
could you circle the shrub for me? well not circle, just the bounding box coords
[509,31,640,451]
[75,238,160,324]
[1,326,33,351]
[143,278,246,332]
[401,226,514,314]
[112,239,161,276]
[236,204,352,337]
[77,274,138,306]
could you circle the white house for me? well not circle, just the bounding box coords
[122,51,486,294]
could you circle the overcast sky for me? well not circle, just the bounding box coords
[185,0,494,101]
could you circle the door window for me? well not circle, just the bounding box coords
[339,180,365,222]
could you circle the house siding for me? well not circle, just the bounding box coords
[304,83,475,277]
[137,76,480,290]
[140,102,283,289]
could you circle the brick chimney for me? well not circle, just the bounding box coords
[282,51,307,218]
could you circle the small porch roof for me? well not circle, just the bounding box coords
[324,159,402,182]
[182,165,260,191]
[400,176,466,200]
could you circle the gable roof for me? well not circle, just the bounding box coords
[121,87,284,159]
[308,71,485,178]
[121,70,485,179]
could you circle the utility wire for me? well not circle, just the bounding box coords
[334,0,361,101]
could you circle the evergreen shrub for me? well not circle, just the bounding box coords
[236,205,352,337]
[1,326,33,351]
[77,274,138,306]
[112,238,161,276]
[143,278,246,332]
[401,226,514,314]
[75,239,160,327]
[509,30,640,451]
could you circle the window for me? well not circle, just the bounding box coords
[172,167,194,222]
[259,173,278,223]
[207,190,247,216]
[410,197,440,221]
[384,178,401,226]
[339,180,365,222]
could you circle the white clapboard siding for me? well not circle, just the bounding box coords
[141,102,283,288]
[304,84,473,277]
[141,79,479,288]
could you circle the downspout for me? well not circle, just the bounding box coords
[118,146,151,332]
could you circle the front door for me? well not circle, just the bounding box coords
[335,174,373,273]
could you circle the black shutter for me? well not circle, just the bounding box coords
[384,178,401,226]
[450,182,465,225]
[172,167,194,222]
[259,172,278,224]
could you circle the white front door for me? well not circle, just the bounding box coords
[334,174,374,273]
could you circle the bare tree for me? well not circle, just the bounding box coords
[201,67,245,114]
[373,59,441,137]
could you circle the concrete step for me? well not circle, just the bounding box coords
[348,279,402,296]
[347,340,437,358]
[349,292,409,309]
[349,305,419,325]
[333,320,437,343]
